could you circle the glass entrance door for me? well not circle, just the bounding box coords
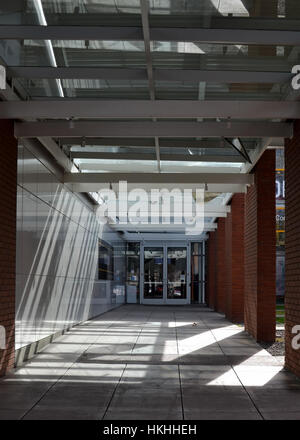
[141,244,190,304]
[143,247,164,303]
[167,247,187,304]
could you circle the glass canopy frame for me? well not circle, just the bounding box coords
[0,0,294,232]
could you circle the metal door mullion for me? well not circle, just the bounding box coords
[163,244,167,304]
[187,242,191,305]
[140,243,144,304]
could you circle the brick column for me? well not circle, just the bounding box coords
[206,231,216,309]
[215,218,226,314]
[0,120,17,376]
[225,194,245,323]
[244,150,276,342]
[285,120,300,377]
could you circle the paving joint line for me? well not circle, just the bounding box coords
[19,325,105,419]
[174,311,185,420]
[101,310,153,420]
[19,307,133,420]
[209,318,265,421]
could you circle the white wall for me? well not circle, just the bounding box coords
[16,143,125,349]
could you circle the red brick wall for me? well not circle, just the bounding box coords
[225,194,245,323]
[215,218,226,313]
[244,150,276,342]
[225,210,233,318]
[285,120,300,377]
[0,120,17,376]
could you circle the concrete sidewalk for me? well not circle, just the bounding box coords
[1,305,300,420]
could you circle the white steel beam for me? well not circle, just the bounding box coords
[140,0,160,173]
[62,138,257,149]
[14,121,292,139]
[123,233,208,241]
[7,66,292,84]
[3,100,299,119]
[67,182,248,193]
[1,25,300,45]
[110,223,217,232]
[71,152,245,163]
[64,172,253,184]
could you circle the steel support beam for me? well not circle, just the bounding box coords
[224,137,252,164]
[61,138,258,149]
[64,172,253,185]
[62,182,248,193]
[71,152,246,163]
[123,233,208,241]
[4,100,299,120]
[103,209,230,218]
[8,66,147,80]
[14,14,300,31]
[140,0,160,173]
[37,136,74,172]
[7,66,292,84]
[1,25,300,45]
[109,223,217,232]
[15,121,293,139]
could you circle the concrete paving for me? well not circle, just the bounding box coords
[1,305,300,420]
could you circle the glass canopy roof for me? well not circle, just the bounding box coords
[0,0,293,194]
[1,1,300,26]
[0,37,292,100]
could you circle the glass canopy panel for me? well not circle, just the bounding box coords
[0,1,142,25]
[152,47,298,71]
[149,0,260,16]
[69,145,248,162]
[152,41,296,68]
[17,77,150,98]
[3,38,291,99]
[2,38,298,70]
[66,138,258,151]
[155,81,285,100]
[1,1,300,29]
[74,158,243,173]
[71,145,247,155]
[0,40,147,67]
[159,147,248,157]
[149,0,300,22]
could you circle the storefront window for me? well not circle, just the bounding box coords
[98,240,114,280]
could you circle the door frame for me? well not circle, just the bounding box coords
[140,241,191,305]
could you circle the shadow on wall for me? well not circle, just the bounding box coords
[15,144,125,353]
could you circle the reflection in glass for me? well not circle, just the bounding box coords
[191,242,205,304]
[99,240,114,280]
[126,242,140,303]
[167,248,187,299]
[144,247,163,299]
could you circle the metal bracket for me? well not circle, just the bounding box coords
[224,137,252,164]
